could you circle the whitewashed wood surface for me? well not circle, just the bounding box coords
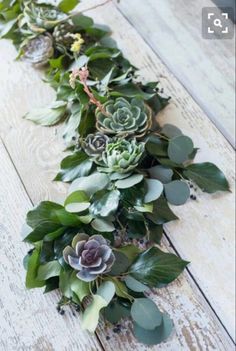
[0,0,235,350]
[115,0,236,146]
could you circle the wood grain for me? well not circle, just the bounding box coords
[0,0,235,349]
[115,0,236,146]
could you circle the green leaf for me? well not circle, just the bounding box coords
[72,14,94,29]
[82,281,115,332]
[168,135,194,164]
[111,83,154,99]
[70,272,90,302]
[110,251,130,276]
[130,247,189,286]
[131,298,162,330]
[148,165,173,184]
[90,190,120,217]
[147,223,163,244]
[62,104,82,146]
[124,276,148,293]
[24,101,67,126]
[147,197,178,225]
[59,0,79,13]
[64,190,90,213]
[106,277,133,301]
[26,247,45,289]
[116,245,141,263]
[69,173,110,197]
[164,180,190,205]
[54,152,92,183]
[59,268,73,298]
[103,299,130,324]
[144,179,163,203]
[133,313,173,345]
[183,162,230,193]
[134,203,153,213]
[161,124,182,138]
[37,261,61,280]
[115,174,143,189]
[91,218,115,232]
[146,135,168,156]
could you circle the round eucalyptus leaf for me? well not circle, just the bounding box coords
[103,300,130,324]
[148,165,173,184]
[124,276,148,292]
[65,202,90,213]
[133,313,173,345]
[168,135,194,164]
[144,179,163,203]
[131,298,162,330]
[115,174,143,189]
[110,172,131,180]
[161,124,182,138]
[164,180,190,205]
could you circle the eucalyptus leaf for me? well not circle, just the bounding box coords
[133,313,173,345]
[168,135,194,164]
[24,101,67,126]
[103,300,130,324]
[164,180,190,206]
[144,179,163,203]
[183,162,230,193]
[131,298,162,330]
[130,247,189,286]
[115,174,143,189]
[124,276,148,293]
[90,190,120,217]
[148,165,173,184]
[161,124,182,138]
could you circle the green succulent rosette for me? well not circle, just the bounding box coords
[99,138,145,173]
[95,97,153,138]
[23,2,67,33]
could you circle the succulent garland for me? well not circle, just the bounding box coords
[1,0,230,346]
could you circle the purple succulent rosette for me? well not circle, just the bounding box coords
[63,234,115,282]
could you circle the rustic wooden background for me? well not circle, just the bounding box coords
[0,0,235,350]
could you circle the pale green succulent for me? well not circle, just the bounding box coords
[95,97,152,138]
[23,2,67,33]
[99,139,145,174]
[22,34,54,66]
[82,133,110,158]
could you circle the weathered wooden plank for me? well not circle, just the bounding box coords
[0,140,103,351]
[115,0,235,146]
[0,0,235,350]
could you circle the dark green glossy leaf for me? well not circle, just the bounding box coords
[146,197,178,225]
[103,299,130,324]
[183,162,230,193]
[26,246,45,289]
[59,0,79,13]
[146,135,168,157]
[164,180,190,205]
[130,247,189,286]
[110,83,154,99]
[37,261,61,280]
[110,251,130,276]
[44,277,59,294]
[147,223,163,244]
[72,14,94,29]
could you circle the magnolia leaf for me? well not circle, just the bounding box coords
[148,165,173,184]
[183,162,230,193]
[168,135,194,164]
[115,174,143,189]
[24,101,67,126]
[69,173,110,197]
[71,273,90,302]
[124,276,148,293]
[161,124,182,138]
[147,197,178,225]
[90,190,120,217]
[164,180,190,206]
[130,247,189,286]
[133,313,173,345]
[82,281,115,332]
[26,247,45,289]
[91,218,115,232]
[37,260,61,280]
[131,298,162,330]
[55,152,92,183]
[148,223,163,244]
[144,179,163,203]
[64,190,90,213]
